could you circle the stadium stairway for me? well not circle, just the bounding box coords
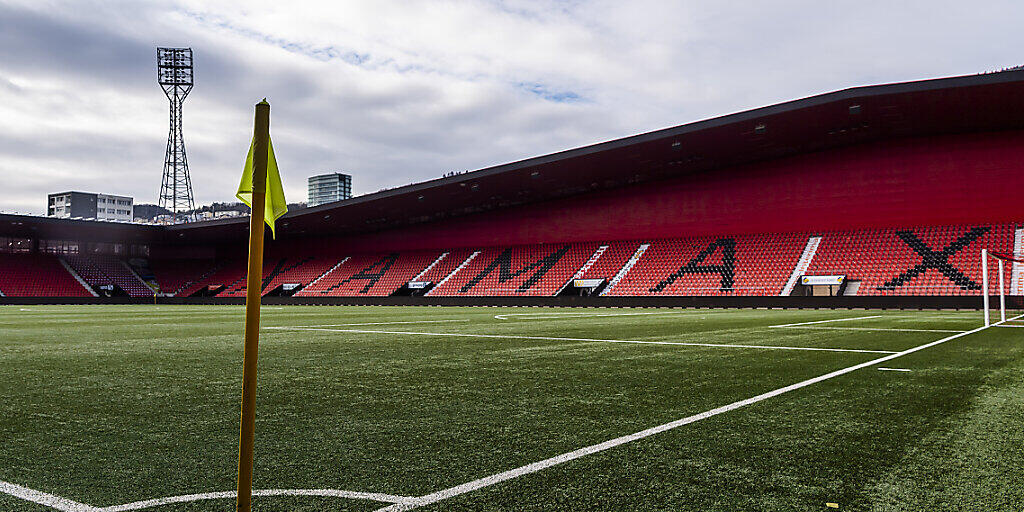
[424,250,480,294]
[427,243,599,297]
[150,259,220,296]
[411,252,453,282]
[64,254,154,297]
[218,258,285,297]
[555,245,611,294]
[780,236,823,296]
[59,257,99,296]
[295,250,444,296]
[598,242,649,294]
[176,259,248,297]
[602,234,806,296]
[261,256,340,296]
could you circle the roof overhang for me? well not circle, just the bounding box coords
[7,70,1024,246]
[0,214,162,244]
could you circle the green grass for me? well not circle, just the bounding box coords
[0,305,1021,511]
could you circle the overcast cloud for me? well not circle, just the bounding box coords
[1,0,1021,214]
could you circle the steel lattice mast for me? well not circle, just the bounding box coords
[157,47,196,221]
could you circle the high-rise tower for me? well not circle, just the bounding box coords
[157,47,196,221]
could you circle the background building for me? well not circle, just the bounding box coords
[48,192,133,222]
[308,172,352,207]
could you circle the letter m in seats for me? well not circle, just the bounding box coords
[877,227,988,291]
[459,245,571,293]
[649,238,736,293]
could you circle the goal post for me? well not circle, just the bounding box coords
[982,249,1022,326]
[999,257,1006,323]
[983,249,989,326]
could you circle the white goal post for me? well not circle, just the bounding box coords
[981,249,1020,326]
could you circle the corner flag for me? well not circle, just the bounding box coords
[236,99,281,512]
[236,102,288,238]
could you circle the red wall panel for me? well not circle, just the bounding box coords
[281,130,1024,255]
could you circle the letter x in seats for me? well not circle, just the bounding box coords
[878,227,989,291]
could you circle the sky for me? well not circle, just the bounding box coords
[1,0,1022,215]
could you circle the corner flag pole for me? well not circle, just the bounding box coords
[237,100,270,512]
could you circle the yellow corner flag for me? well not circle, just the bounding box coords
[236,109,287,238]
[236,99,277,512]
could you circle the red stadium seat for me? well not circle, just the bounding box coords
[0,253,93,297]
[806,224,1013,296]
[64,254,154,297]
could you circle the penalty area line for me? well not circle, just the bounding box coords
[373,317,1006,512]
[267,319,470,328]
[272,327,898,354]
[768,315,882,328]
[494,311,692,320]
[774,326,964,333]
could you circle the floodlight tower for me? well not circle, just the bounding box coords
[157,47,196,221]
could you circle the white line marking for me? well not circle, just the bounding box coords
[769,316,882,328]
[494,311,683,320]
[11,314,1017,512]
[274,327,897,354]
[877,368,912,372]
[102,489,414,511]
[375,316,1017,512]
[996,324,1024,328]
[267,319,470,328]
[0,480,99,512]
[0,481,414,512]
[777,326,963,333]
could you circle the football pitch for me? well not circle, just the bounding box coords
[1,305,1022,511]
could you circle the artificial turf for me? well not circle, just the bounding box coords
[0,305,1020,511]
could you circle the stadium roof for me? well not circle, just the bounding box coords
[0,214,161,244]
[5,70,1024,245]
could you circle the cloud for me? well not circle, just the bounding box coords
[1,0,1023,214]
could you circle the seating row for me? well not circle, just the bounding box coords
[5,223,1017,297]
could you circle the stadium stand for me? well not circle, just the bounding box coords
[294,254,378,296]
[260,256,339,296]
[4,225,1016,299]
[805,224,1016,296]
[3,75,1023,303]
[148,225,1016,298]
[0,252,93,297]
[218,258,285,297]
[414,249,476,285]
[295,251,442,296]
[428,242,599,296]
[576,241,642,283]
[149,259,218,296]
[65,254,154,297]
[602,233,807,296]
[177,259,248,297]
[361,251,447,295]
